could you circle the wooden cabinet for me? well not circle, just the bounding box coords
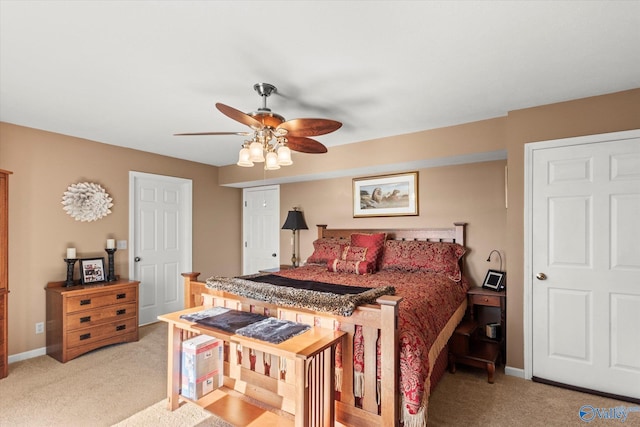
[448,286,506,383]
[0,169,11,379]
[45,279,140,363]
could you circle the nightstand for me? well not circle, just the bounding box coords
[448,287,506,383]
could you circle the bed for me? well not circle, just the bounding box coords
[182,222,468,427]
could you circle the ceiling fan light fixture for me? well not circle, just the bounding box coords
[237,146,253,167]
[277,145,292,166]
[176,83,340,169]
[264,152,280,170]
[249,141,265,162]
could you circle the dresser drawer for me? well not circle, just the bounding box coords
[66,302,137,330]
[66,317,138,348]
[469,293,501,307]
[66,286,137,313]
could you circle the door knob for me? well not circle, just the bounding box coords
[134,257,141,262]
[272,253,277,257]
[536,272,547,280]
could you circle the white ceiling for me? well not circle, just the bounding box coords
[1,1,639,167]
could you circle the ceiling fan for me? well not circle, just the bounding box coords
[175,83,342,169]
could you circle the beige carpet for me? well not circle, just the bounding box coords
[2,321,637,426]
[112,398,229,427]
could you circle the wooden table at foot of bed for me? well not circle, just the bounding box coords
[158,306,346,427]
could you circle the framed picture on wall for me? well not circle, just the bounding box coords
[80,258,106,284]
[353,171,418,217]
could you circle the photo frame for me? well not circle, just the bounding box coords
[80,257,106,284]
[353,171,418,217]
[482,269,505,292]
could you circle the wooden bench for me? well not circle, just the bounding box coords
[158,306,346,427]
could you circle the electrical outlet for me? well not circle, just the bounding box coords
[116,239,127,250]
[35,322,44,334]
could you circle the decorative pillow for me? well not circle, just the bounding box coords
[350,233,386,271]
[327,259,373,275]
[306,238,346,265]
[342,245,368,262]
[380,240,466,281]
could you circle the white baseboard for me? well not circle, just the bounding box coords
[8,346,46,364]
[505,365,526,379]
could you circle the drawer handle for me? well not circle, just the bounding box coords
[116,293,126,299]
[116,324,126,331]
[80,333,91,341]
[483,297,489,302]
[80,316,91,323]
[116,309,126,315]
[80,299,91,306]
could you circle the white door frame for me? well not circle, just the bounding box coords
[523,129,640,380]
[128,171,193,305]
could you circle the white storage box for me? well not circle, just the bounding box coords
[181,334,223,400]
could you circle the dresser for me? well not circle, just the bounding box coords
[45,279,140,363]
[0,169,11,378]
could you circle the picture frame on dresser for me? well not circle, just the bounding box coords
[80,257,106,284]
[482,269,505,292]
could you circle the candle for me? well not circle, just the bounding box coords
[106,239,115,249]
[66,248,76,259]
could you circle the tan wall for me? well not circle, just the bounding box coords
[220,117,506,186]
[246,88,640,371]
[504,88,640,369]
[2,88,639,370]
[0,123,242,356]
[279,160,507,288]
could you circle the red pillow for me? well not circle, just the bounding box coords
[327,259,373,275]
[380,240,466,281]
[342,245,368,261]
[350,233,386,271]
[306,238,346,265]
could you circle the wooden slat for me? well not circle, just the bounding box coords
[361,325,378,413]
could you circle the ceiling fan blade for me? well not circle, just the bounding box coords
[174,131,252,136]
[277,118,342,137]
[286,136,328,154]
[216,103,264,130]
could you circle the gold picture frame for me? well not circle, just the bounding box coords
[353,171,419,217]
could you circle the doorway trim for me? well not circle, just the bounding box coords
[523,129,640,380]
[128,171,193,294]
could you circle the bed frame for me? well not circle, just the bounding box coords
[182,222,466,427]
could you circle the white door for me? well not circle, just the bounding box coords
[527,130,640,399]
[129,172,192,325]
[242,185,280,275]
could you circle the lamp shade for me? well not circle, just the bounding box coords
[281,208,308,231]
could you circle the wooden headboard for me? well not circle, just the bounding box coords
[317,222,466,246]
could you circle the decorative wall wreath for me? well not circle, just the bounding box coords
[62,182,113,222]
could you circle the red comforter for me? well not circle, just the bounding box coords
[274,264,468,416]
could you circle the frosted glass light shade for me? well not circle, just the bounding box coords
[237,147,253,167]
[265,152,280,170]
[249,142,265,162]
[277,146,292,166]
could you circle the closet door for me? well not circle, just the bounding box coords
[527,131,640,400]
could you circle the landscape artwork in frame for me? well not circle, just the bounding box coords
[353,172,418,217]
[80,257,106,284]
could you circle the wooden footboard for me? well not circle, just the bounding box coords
[182,272,403,427]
